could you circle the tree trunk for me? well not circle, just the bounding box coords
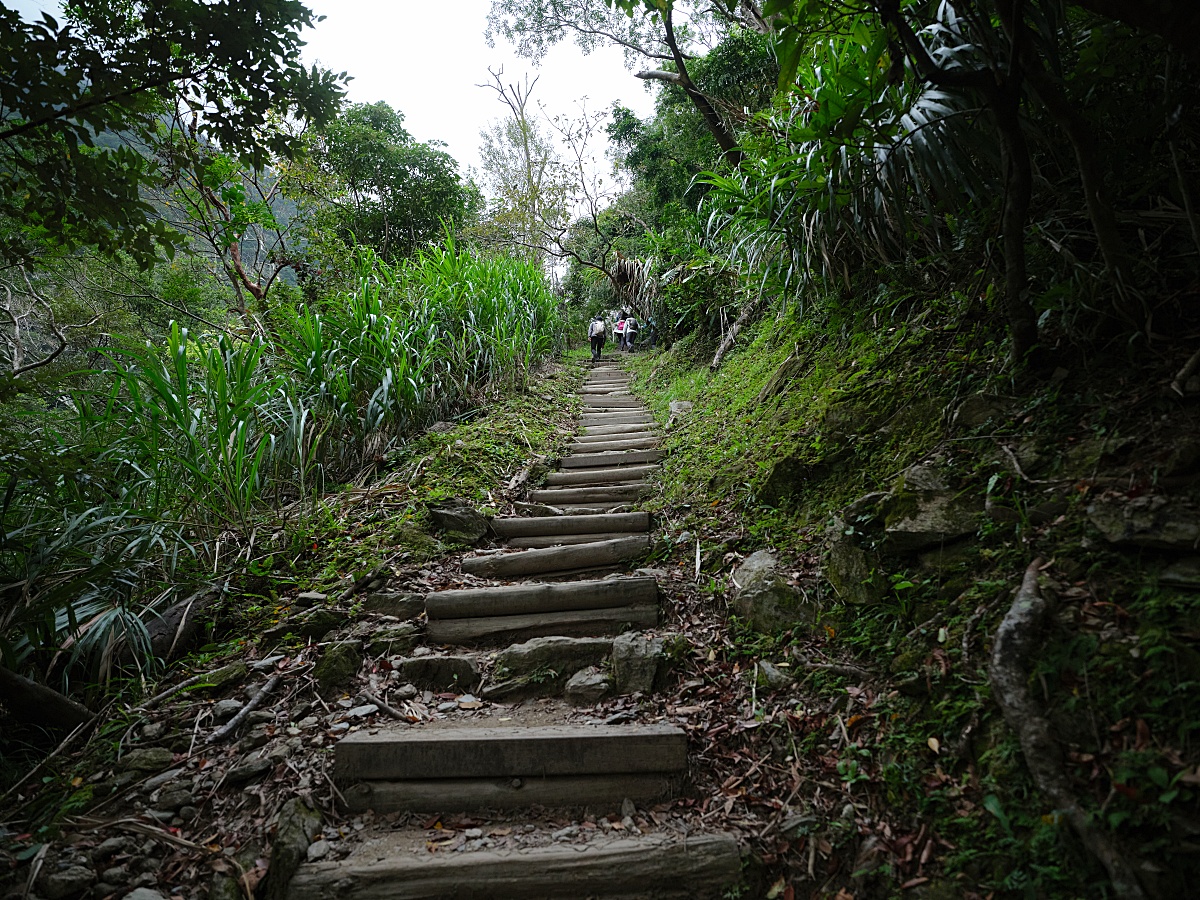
[0,665,94,730]
[993,80,1040,366]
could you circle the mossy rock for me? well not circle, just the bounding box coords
[196,661,248,697]
[369,623,420,656]
[389,523,439,561]
[825,527,887,606]
[314,640,363,695]
[882,490,983,554]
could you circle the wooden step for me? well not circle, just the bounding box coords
[341,773,678,814]
[544,465,659,485]
[528,484,648,505]
[561,450,662,468]
[491,512,649,537]
[460,535,649,578]
[580,423,657,436]
[568,437,658,453]
[579,415,654,428]
[569,432,658,446]
[507,531,644,548]
[290,833,741,900]
[426,603,657,644]
[336,724,686,781]
[581,396,640,408]
[426,576,657,619]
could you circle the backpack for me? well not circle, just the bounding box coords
[589,320,605,338]
[614,319,626,334]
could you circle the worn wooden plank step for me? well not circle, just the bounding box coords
[561,450,662,468]
[426,603,657,645]
[579,415,654,428]
[580,422,657,436]
[568,437,658,453]
[579,410,651,421]
[290,833,741,900]
[460,535,649,578]
[528,484,648,505]
[426,576,656,619]
[336,724,686,781]
[339,773,678,815]
[491,511,649,537]
[544,464,659,485]
[581,396,640,407]
[507,531,644,548]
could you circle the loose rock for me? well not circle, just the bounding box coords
[121,747,173,773]
[730,550,816,633]
[563,666,612,705]
[611,632,665,694]
[313,640,363,694]
[262,798,323,900]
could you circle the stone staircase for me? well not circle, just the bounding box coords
[290,358,740,898]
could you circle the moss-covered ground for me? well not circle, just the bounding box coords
[625,300,1200,899]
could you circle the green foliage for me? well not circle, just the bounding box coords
[311,102,480,263]
[0,239,564,690]
[0,0,345,266]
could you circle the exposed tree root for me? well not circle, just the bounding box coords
[989,559,1147,899]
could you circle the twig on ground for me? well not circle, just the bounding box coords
[359,691,411,722]
[206,674,281,745]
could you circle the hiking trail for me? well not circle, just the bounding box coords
[289,356,741,898]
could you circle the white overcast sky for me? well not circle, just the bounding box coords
[9,0,659,176]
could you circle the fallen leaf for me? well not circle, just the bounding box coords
[927,737,940,754]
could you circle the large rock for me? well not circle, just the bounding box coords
[361,592,424,618]
[429,505,489,543]
[262,608,346,645]
[952,394,1013,429]
[485,637,612,699]
[262,798,322,900]
[313,640,362,695]
[824,524,886,606]
[1088,494,1200,551]
[564,667,612,705]
[368,623,420,656]
[39,865,94,899]
[729,551,816,633]
[121,747,174,773]
[759,453,846,507]
[392,655,479,691]
[882,491,982,554]
[611,633,665,694]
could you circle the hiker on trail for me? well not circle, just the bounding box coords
[623,314,639,352]
[588,315,607,362]
[613,311,628,351]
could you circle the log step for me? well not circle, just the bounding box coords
[426,603,657,644]
[507,531,644,548]
[528,484,648,504]
[561,450,662,468]
[579,415,654,428]
[491,511,649,537]
[581,397,640,408]
[340,773,678,815]
[568,437,658,453]
[460,535,649,578]
[290,833,741,899]
[336,724,687,781]
[426,576,657,619]
[580,423,657,436]
[544,465,659,485]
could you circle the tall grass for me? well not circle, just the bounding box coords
[0,240,565,689]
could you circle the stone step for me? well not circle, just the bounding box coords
[290,833,741,900]
[460,535,649,578]
[561,450,662,468]
[426,576,657,619]
[336,724,687,781]
[507,531,644,548]
[491,511,649,537]
[568,437,658,453]
[544,464,659,485]
[528,484,648,505]
[426,603,657,644]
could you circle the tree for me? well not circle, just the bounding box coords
[0,0,345,267]
[488,0,756,164]
[311,102,480,262]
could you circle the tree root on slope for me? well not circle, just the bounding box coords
[989,559,1148,899]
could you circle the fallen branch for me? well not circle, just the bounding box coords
[359,690,412,722]
[710,296,764,371]
[205,674,281,745]
[989,559,1146,899]
[1171,344,1200,397]
[137,671,212,711]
